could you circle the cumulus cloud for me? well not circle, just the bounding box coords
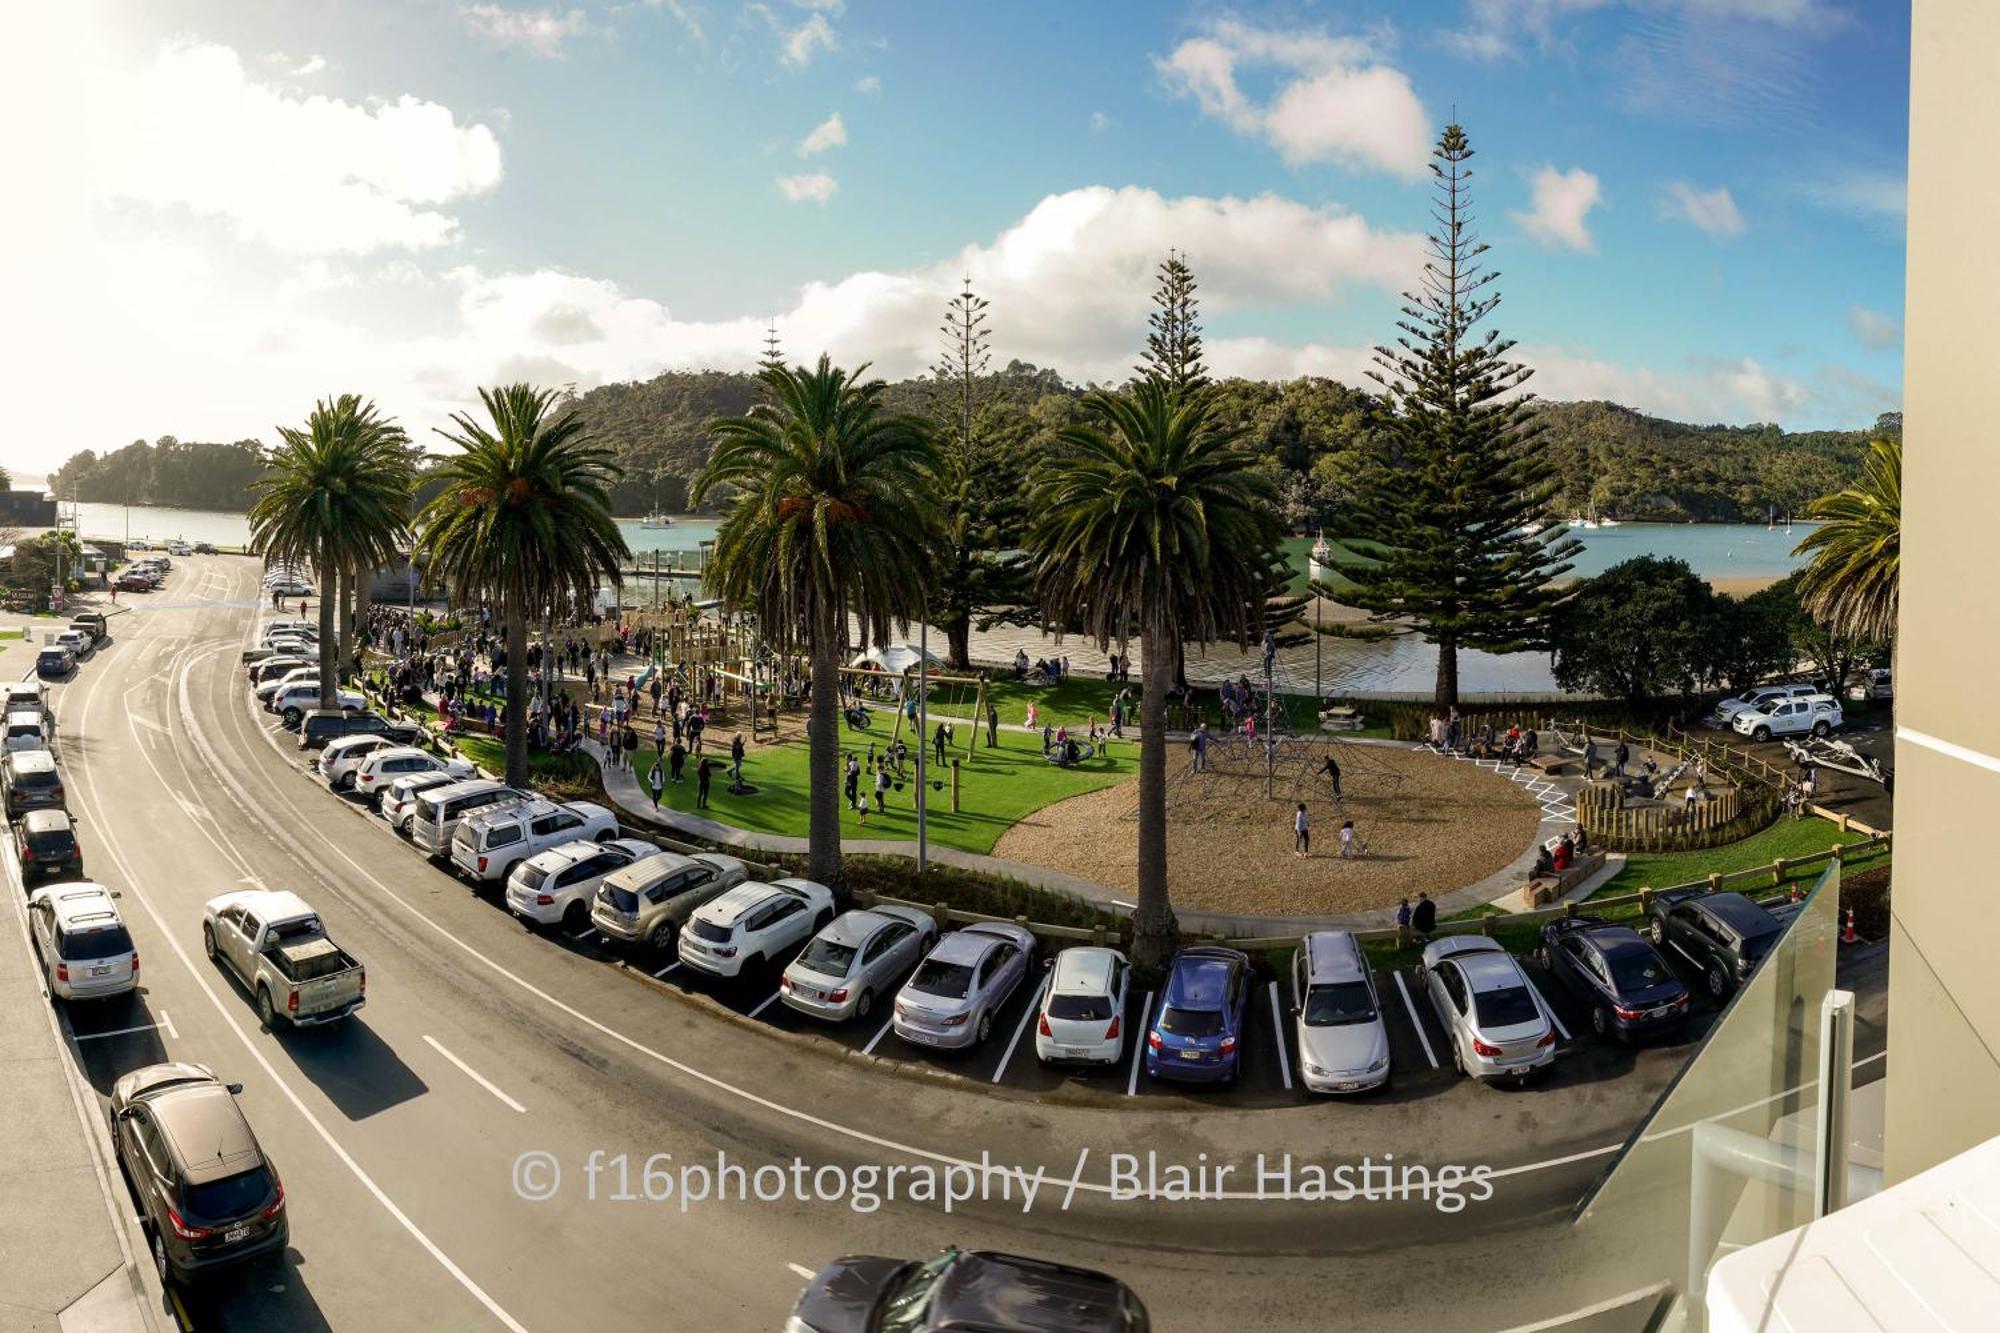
[796,112,846,156]
[1846,305,1901,351]
[1089,111,1112,132]
[853,74,881,94]
[1512,165,1602,251]
[460,5,590,57]
[1659,181,1744,239]
[777,172,837,203]
[780,11,835,65]
[1157,18,1431,179]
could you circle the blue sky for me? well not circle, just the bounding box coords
[8,1,1909,471]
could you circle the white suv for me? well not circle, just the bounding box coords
[504,838,659,930]
[679,879,834,979]
[382,771,463,830]
[27,883,138,1001]
[1732,692,1843,741]
[1714,683,1820,725]
[450,799,618,884]
[272,683,364,726]
[354,748,474,804]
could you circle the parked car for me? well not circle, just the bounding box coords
[5,680,51,719]
[1420,936,1557,1083]
[679,878,835,980]
[503,837,658,930]
[1732,693,1843,741]
[267,579,312,598]
[1647,889,1789,1000]
[781,906,939,1023]
[36,646,76,678]
[55,629,93,660]
[3,749,66,818]
[15,808,83,881]
[201,889,365,1028]
[27,883,137,1001]
[380,771,465,831]
[1713,683,1822,726]
[297,710,419,751]
[1144,946,1252,1084]
[353,749,473,805]
[68,620,105,649]
[193,541,217,555]
[407,779,531,856]
[4,708,54,754]
[260,616,315,640]
[167,541,192,557]
[450,798,618,884]
[109,1062,289,1287]
[125,538,152,551]
[254,668,318,704]
[272,684,365,727]
[114,572,153,593]
[892,922,1035,1050]
[317,733,444,788]
[1033,946,1130,1065]
[249,657,313,687]
[787,1247,1151,1333]
[71,609,109,640]
[588,850,751,951]
[1289,930,1391,1094]
[1847,667,1893,701]
[1539,916,1689,1041]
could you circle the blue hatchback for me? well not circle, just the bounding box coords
[1145,946,1252,1084]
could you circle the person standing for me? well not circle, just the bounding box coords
[873,761,890,813]
[730,732,745,789]
[648,758,665,810]
[1293,803,1310,859]
[933,720,948,768]
[1339,820,1356,859]
[844,754,861,810]
[985,698,999,748]
[669,737,687,784]
[1612,740,1630,778]
[1191,722,1210,773]
[653,718,667,759]
[1396,897,1412,938]
[1583,737,1599,777]
[622,722,639,773]
[1412,892,1436,939]
[696,757,714,809]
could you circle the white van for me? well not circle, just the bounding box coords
[408,780,530,856]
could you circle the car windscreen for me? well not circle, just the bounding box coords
[797,936,856,975]
[1303,981,1376,1026]
[909,959,975,1000]
[1472,985,1541,1029]
[1608,952,1675,992]
[1157,1005,1224,1037]
[59,925,133,960]
[1048,993,1113,1021]
[183,1165,273,1223]
[690,918,734,944]
[27,830,76,855]
[12,769,59,788]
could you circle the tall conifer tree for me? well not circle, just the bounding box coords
[1137,249,1207,396]
[1336,123,1578,707]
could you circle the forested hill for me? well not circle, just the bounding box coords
[43,367,1895,524]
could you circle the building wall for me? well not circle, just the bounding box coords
[1885,0,2000,1181]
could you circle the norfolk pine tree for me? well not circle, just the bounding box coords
[1336,124,1578,708]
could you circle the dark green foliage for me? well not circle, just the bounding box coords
[52,436,266,508]
[1549,556,1724,702]
[1335,123,1580,707]
[1137,250,1207,395]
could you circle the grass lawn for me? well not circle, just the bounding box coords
[1593,817,1888,898]
[631,710,1136,856]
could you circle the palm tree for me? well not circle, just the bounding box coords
[249,396,414,710]
[1792,436,1901,643]
[694,356,944,896]
[1027,379,1284,968]
[415,384,630,789]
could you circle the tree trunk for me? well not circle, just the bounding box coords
[317,544,338,711]
[354,560,374,678]
[1433,635,1459,711]
[945,617,972,673]
[1132,612,1179,970]
[503,609,529,789]
[807,599,847,900]
[336,562,356,683]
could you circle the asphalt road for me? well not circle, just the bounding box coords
[24,556,1889,1333]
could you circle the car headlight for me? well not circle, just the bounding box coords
[1363,1054,1390,1073]
[1302,1061,1328,1078]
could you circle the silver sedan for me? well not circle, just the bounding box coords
[892,922,1036,1050]
[780,906,938,1023]
[1419,937,1557,1083]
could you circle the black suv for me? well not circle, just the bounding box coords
[36,647,75,679]
[3,749,66,818]
[1539,916,1688,1040]
[1647,890,1788,999]
[789,1248,1150,1333]
[110,1062,288,1287]
[14,809,82,881]
[297,711,426,751]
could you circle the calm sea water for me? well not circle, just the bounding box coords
[72,503,1810,695]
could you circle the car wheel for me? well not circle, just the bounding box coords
[856,988,874,1020]
[283,708,301,728]
[650,921,676,952]
[976,1010,993,1044]
[202,923,218,962]
[1591,1006,1609,1038]
[1706,965,1729,999]
[1450,1040,1465,1074]
[152,1229,178,1289]
[258,986,282,1029]
[1753,725,1771,742]
[1648,917,1665,945]
[562,901,587,931]
[1812,721,1831,738]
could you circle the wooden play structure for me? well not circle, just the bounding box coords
[836,662,991,761]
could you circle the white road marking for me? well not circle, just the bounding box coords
[1125,991,1153,1096]
[1523,974,1570,1042]
[73,1018,174,1043]
[651,961,681,979]
[422,1034,527,1114]
[862,1014,895,1055]
[1393,970,1439,1069]
[991,976,1046,1084]
[786,1262,816,1281]
[130,714,168,734]
[747,990,782,1019]
[569,926,596,941]
[1266,982,1292,1091]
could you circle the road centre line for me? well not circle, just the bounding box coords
[423,1035,528,1114]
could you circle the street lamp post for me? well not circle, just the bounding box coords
[916,611,929,874]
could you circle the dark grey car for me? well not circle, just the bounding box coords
[788,1247,1150,1332]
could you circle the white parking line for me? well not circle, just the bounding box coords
[1125,991,1153,1096]
[991,977,1046,1085]
[747,990,782,1019]
[651,961,681,979]
[786,1262,817,1281]
[1522,974,1571,1041]
[422,1035,527,1114]
[569,926,596,942]
[862,1014,895,1055]
[73,1016,174,1043]
[1267,982,1292,1091]
[1393,970,1439,1068]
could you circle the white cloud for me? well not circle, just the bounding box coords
[796,112,846,157]
[853,74,880,94]
[460,5,590,57]
[96,40,502,255]
[777,172,837,203]
[1089,111,1112,132]
[793,0,845,11]
[1846,305,1901,351]
[1659,181,1744,239]
[1512,165,1602,251]
[638,0,705,43]
[1442,0,1840,61]
[1801,168,1906,228]
[292,54,327,76]
[780,12,836,65]
[1157,18,1431,179]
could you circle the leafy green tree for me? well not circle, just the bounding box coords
[417,385,630,787]
[695,357,945,896]
[1549,556,1722,703]
[1027,379,1283,967]
[1712,581,1800,688]
[1137,250,1207,395]
[1792,436,1900,644]
[1335,124,1579,707]
[249,397,414,709]
[1758,571,1880,698]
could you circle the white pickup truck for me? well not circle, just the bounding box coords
[201,889,365,1029]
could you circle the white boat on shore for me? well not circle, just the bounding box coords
[638,511,673,529]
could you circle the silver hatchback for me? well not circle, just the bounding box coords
[1290,931,1391,1094]
[892,922,1035,1050]
[781,906,938,1024]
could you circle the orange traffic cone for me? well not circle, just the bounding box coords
[1840,908,1859,945]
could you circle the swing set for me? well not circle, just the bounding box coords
[835,663,991,761]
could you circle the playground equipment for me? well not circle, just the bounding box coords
[1133,734,1406,822]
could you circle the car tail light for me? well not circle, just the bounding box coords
[940,1012,967,1027]
[50,784,62,799]
[1105,1015,1120,1040]
[19,845,32,861]
[261,1178,286,1221]
[1147,1031,1162,1050]
[713,947,737,959]
[477,856,488,874]
[1536,1029,1557,1048]
[165,1206,212,1242]
[537,894,554,906]
[55,963,68,983]
[357,968,365,997]
[1613,1004,1645,1022]
[1219,1035,1237,1055]
[360,774,374,784]
[1471,1036,1502,1058]
[1676,994,1690,1008]
[131,953,139,974]
[1038,1013,1052,1037]
[287,990,299,1013]
[828,988,848,1004]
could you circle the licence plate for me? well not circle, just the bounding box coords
[794,986,821,1001]
[1651,1005,1675,1018]
[1180,1049,1202,1061]
[1333,1081,1362,1092]
[90,966,111,977]
[223,1226,251,1244]
[1063,1047,1090,1059]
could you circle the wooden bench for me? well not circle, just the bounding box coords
[1525,849,1608,906]
[1523,753,1570,776]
